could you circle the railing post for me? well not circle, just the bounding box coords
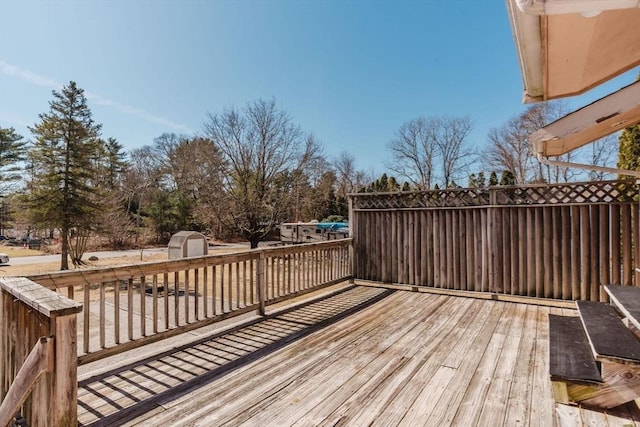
[0,277,82,427]
[257,251,266,316]
[349,197,355,284]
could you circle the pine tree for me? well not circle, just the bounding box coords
[0,125,27,195]
[489,171,499,186]
[476,172,486,188]
[388,176,399,191]
[27,81,102,270]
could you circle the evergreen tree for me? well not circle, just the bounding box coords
[617,73,640,178]
[489,171,499,186]
[27,81,102,269]
[476,172,486,188]
[0,125,27,195]
[468,173,477,188]
[617,124,640,178]
[500,170,516,186]
[402,181,410,191]
[379,173,389,191]
[96,137,132,249]
[387,176,400,191]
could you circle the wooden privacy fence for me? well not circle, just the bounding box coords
[26,239,351,365]
[0,277,82,427]
[350,180,640,302]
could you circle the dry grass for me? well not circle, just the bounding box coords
[0,246,46,257]
[0,246,249,278]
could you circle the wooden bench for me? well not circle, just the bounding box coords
[549,291,640,408]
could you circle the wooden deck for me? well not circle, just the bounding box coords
[76,285,640,426]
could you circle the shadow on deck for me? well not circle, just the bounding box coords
[78,285,640,427]
[77,285,393,426]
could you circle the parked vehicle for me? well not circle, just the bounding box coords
[280,222,349,244]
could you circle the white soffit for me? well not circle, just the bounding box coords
[507,0,640,101]
[530,80,640,156]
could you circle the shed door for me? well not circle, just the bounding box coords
[187,238,204,257]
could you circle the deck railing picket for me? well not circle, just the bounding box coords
[228,263,233,311]
[140,276,146,336]
[173,272,180,326]
[184,270,189,324]
[236,262,240,309]
[152,275,159,333]
[22,240,350,366]
[83,285,90,354]
[114,281,120,345]
[163,273,170,330]
[99,282,106,348]
[212,265,217,315]
[194,268,199,321]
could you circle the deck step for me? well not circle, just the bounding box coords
[549,314,602,384]
[577,300,640,364]
[604,284,640,330]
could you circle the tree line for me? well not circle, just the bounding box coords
[0,81,636,269]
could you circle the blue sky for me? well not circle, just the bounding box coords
[1,0,637,176]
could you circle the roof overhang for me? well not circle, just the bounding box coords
[530,80,640,156]
[506,0,640,102]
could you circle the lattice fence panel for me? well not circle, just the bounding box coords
[352,180,640,210]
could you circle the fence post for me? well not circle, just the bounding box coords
[257,251,266,315]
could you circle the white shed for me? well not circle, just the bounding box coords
[168,231,208,259]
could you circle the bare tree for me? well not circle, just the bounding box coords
[387,115,474,189]
[168,137,228,236]
[122,146,163,245]
[204,98,321,248]
[387,117,436,190]
[334,151,371,196]
[485,101,569,184]
[587,134,618,181]
[433,115,474,187]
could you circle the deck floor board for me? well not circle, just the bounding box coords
[75,285,640,427]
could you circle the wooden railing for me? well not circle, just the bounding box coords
[350,180,640,302]
[0,277,82,427]
[27,239,352,365]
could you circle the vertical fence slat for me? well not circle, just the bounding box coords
[552,207,562,300]
[600,204,610,301]
[561,206,571,300]
[611,204,621,285]
[580,205,591,300]
[535,208,544,298]
[634,203,640,287]
[571,205,581,299]
[622,203,632,286]
[518,208,527,296]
